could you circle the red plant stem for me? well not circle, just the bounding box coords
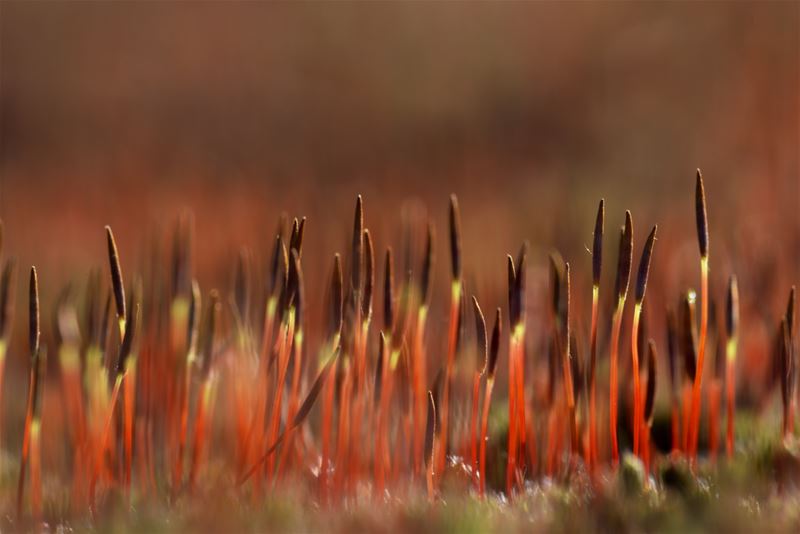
[89,375,123,513]
[30,421,41,520]
[631,304,642,458]
[334,365,352,497]
[725,344,736,457]
[689,258,709,461]
[265,316,295,482]
[588,287,599,472]
[319,352,337,504]
[506,332,519,496]
[375,342,393,497]
[412,308,428,476]
[277,331,305,479]
[188,381,209,491]
[469,370,481,489]
[478,377,495,498]
[609,302,624,466]
[16,366,36,518]
[681,382,692,453]
[708,379,721,461]
[561,333,578,457]
[671,400,681,454]
[438,284,460,478]
[174,356,193,496]
[123,363,136,495]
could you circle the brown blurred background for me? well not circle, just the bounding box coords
[0,1,797,320]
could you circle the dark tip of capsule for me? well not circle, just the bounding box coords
[187,279,201,352]
[202,290,220,378]
[0,259,16,342]
[351,196,364,293]
[514,243,527,327]
[288,249,304,324]
[374,331,385,404]
[726,275,739,339]
[293,217,307,258]
[383,248,394,333]
[116,284,140,376]
[330,254,343,339]
[507,255,517,328]
[645,339,657,424]
[634,225,657,304]
[488,308,502,379]
[471,296,487,375]
[29,266,40,357]
[549,252,565,320]
[695,169,709,258]
[362,229,374,320]
[105,226,126,322]
[616,211,634,302]
[449,194,462,282]
[592,199,604,287]
[420,222,435,306]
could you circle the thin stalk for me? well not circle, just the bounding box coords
[478,377,495,497]
[689,257,709,460]
[609,301,624,465]
[438,282,461,480]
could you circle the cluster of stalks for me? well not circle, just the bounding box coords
[4,170,799,522]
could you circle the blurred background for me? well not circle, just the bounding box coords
[0,1,798,477]
[0,3,798,373]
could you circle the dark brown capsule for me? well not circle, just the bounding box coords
[488,308,502,380]
[695,169,709,259]
[634,225,657,305]
[592,199,604,288]
[329,254,344,340]
[549,252,565,321]
[420,222,435,307]
[29,266,40,357]
[201,290,220,378]
[472,296,487,375]
[351,196,364,294]
[514,243,527,328]
[383,248,394,333]
[187,280,201,354]
[506,255,517,328]
[570,333,583,401]
[105,226,126,323]
[645,339,657,425]
[374,331,386,404]
[0,259,16,342]
[116,286,140,376]
[615,211,634,302]
[288,250,304,325]
[291,217,306,258]
[289,218,300,254]
[780,318,793,408]
[268,235,285,298]
[726,275,739,340]
[362,229,374,321]
[449,194,462,282]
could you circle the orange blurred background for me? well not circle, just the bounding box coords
[0,2,797,395]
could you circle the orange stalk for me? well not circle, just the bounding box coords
[478,378,495,497]
[688,258,709,461]
[505,334,518,496]
[588,286,599,471]
[469,370,481,488]
[631,304,642,457]
[438,284,460,478]
[89,375,123,513]
[609,305,623,466]
[725,352,735,457]
[265,314,295,481]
